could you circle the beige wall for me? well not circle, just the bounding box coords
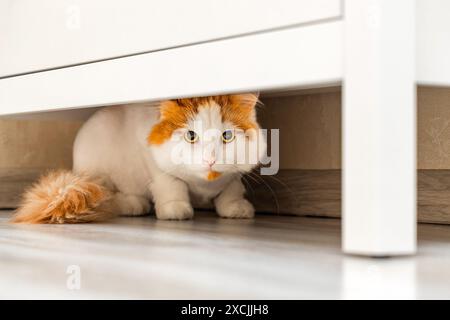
[0,119,82,170]
[261,86,450,170]
[260,90,341,169]
[418,87,450,169]
[1,86,450,171]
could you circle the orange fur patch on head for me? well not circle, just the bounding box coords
[148,93,260,145]
[207,171,222,181]
[148,100,196,145]
[222,94,259,131]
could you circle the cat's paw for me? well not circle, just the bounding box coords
[216,199,255,219]
[115,194,151,216]
[156,200,194,220]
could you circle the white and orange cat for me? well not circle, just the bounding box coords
[12,94,266,224]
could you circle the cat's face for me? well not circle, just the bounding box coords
[148,94,266,181]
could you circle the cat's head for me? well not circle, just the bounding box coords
[148,94,266,181]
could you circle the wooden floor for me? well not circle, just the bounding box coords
[1,210,450,299]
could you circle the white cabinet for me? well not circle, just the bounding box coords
[0,0,449,257]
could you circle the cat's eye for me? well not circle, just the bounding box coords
[222,130,235,143]
[184,130,199,143]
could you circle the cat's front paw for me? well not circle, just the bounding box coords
[216,199,255,219]
[156,200,194,220]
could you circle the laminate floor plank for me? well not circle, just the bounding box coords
[0,210,449,299]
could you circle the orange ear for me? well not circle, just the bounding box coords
[221,93,259,131]
[147,100,195,145]
[230,93,260,108]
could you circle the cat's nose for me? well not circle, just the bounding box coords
[203,159,216,167]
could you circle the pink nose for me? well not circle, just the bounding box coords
[203,159,216,167]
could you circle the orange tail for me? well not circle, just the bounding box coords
[11,170,113,224]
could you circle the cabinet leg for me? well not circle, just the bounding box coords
[342,0,416,256]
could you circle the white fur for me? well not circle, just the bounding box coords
[73,102,266,220]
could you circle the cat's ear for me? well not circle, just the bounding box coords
[158,100,179,115]
[230,93,260,109]
[148,100,190,145]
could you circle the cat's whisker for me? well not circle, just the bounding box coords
[243,172,260,185]
[240,175,255,196]
[263,174,293,194]
[230,166,262,203]
[240,174,256,199]
[247,171,280,215]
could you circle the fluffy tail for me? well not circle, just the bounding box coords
[11,170,113,224]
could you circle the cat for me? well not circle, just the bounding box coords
[12,94,266,224]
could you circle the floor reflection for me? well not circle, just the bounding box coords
[341,257,417,299]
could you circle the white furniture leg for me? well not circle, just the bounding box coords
[343,0,417,256]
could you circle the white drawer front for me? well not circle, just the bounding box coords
[0,0,341,77]
[0,22,343,116]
